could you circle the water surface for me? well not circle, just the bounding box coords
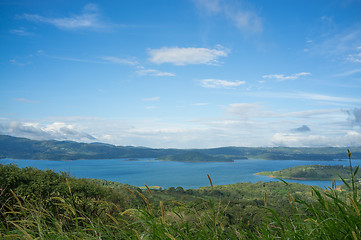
[2,158,360,189]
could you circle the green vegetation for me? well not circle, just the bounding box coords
[1,150,361,239]
[2,134,361,161]
[157,151,233,162]
[258,164,361,181]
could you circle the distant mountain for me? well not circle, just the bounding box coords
[0,135,181,160]
[0,135,360,161]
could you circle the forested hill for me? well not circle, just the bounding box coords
[157,151,234,162]
[0,134,361,161]
[257,165,361,181]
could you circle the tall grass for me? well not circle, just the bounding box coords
[263,149,361,239]
[1,150,360,239]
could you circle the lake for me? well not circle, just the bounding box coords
[2,158,360,189]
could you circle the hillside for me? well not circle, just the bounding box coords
[1,160,360,239]
[1,134,361,161]
[157,151,233,162]
[257,164,361,181]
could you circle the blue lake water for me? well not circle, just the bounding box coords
[2,158,360,189]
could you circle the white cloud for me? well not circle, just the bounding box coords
[262,72,311,81]
[142,97,160,102]
[136,69,175,77]
[270,133,331,147]
[101,56,138,65]
[270,131,361,147]
[193,0,262,34]
[345,131,361,146]
[200,79,245,88]
[0,121,95,141]
[148,46,229,65]
[20,4,108,30]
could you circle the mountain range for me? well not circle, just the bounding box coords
[0,135,360,161]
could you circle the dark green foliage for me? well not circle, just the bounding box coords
[258,164,361,180]
[157,151,233,162]
[0,164,140,211]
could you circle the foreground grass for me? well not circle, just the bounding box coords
[1,150,361,239]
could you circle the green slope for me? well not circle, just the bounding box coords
[1,134,361,161]
[257,164,361,180]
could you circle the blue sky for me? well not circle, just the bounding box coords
[1,0,361,148]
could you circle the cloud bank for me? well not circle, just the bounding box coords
[0,121,96,142]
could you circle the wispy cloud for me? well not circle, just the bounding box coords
[226,102,346,120]
[294,92,361,103]
[262,72,311,81]
[248,91,361,104]
[10,29,33,36]
[38,52,138,66]
[144,106,158,110]
[136,69,175,77]
[308,24,361,62]
[200,79,245,88]
[148,46,229,65]
[347,52,361,63]
[13,98,40,104]
[226,103,274,119]
[284,109,343,118]
[19,4,109,30]
[192,102,209,106]
[9,59,26,66]
[193,0,262,34]
[39,53,103,64]
[335,68,361,77]
[101,56,138,65]
[142,97,160,102]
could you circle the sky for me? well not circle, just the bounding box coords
[1,0,361,148]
